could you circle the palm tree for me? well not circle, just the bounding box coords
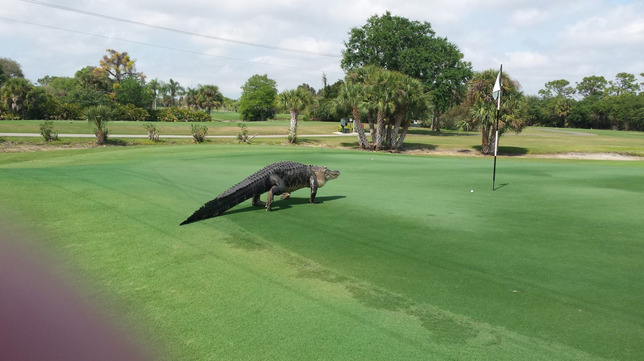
[163,79,184,107]
[466,69,524,155]
[148,78,161,109]
[277,88,312,143]
[336,82,370,149]
[84,105,114,145]
[469,100,496,154]
[391,76,430,149]
[366,70,401,150]
[196,85,223,115]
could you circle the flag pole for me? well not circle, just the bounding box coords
[492,64,502,191]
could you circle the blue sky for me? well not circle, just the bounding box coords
[1,0,642,99]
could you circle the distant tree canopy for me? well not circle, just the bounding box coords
[524,72,644,130]
[93,49,145,86]
[238,74,277,121]
[342,11,472,131]
[0,57,24,79]
[0,51,222,122]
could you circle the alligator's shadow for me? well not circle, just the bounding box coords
[223,195,346,216]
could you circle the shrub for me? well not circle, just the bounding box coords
[157,107,211,122]
[84,105,114,145]
[237,123,257,143]
[114,103,150,121]
[190,123,208,143]
[39,120,59,141]
[143,123,160,142]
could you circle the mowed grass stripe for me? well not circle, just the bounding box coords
[0,145,642,360]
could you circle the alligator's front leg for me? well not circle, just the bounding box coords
[266,174,286,211]
[309,174,319,204]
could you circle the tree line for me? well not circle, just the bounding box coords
[1,11,642,153]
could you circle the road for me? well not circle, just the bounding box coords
[0,132,357,139]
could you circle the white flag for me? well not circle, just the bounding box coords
[492,69,501,110]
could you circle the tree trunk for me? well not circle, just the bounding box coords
[352,108,370,150]
[394,122,410,149]
[391,113,404,149]
[95,129,107,145]
[375,111,385,150]
[288,109,298,143]
[367,114,376,144]
[481,126,495,155]
[431,113,441,132]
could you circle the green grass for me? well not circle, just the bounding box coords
[2,120,643,156]
[0,145,642,360]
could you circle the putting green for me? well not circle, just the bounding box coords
[0,145,642,360]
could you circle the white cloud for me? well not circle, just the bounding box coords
[1,0,643,97]
[561,4,644,46]
[510,8,548,27]
[505,51,550,69]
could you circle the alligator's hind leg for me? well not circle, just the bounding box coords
[266,174,285,211]
[252,194,265,207]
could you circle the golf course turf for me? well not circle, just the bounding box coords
[0,144,642,360]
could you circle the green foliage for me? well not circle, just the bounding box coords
[156,107,210,122]
[339,66,431,150]
[84,105,114,144]
[238,74,277,121]
[538,79,575,98]
[342,11,472,129]
[0,63,7,87]
[94,49,144,85]
[190,123,208,143]
[465,69,525,154]
[529,72,644,131]
[195,84,224,114]
[114,103,150,121]
[114,77,154,109]
[0,77,32,119]
[39,120,59,141]
[0,57,24,79]
[236,122,256,143]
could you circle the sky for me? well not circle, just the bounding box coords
[1,0,643,99]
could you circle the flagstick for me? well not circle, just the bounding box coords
[492,64,502,191]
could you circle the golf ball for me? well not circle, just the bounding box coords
[470,189,474,192]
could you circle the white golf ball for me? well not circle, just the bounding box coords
[470,189,474,192]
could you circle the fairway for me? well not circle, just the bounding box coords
[1,145,642,360]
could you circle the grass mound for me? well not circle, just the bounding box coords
[0,145,642,360]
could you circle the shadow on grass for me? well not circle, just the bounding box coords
[399,143,438,151]
[407,128,478,136]
[224,195,347,216]
[472,145,529,156]
[105,138,130,146]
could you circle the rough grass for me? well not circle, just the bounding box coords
[1,145,642,360]
[2,121,643,156]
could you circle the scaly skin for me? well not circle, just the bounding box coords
[180,161,340,225]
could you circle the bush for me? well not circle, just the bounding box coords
[114,103,150,121]
[142,123,160,142]
[190,123,208,143]
[157,107,211,122]
[39,120,59,141]
[84,105,114,145]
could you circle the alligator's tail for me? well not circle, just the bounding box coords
[180,185,255,226]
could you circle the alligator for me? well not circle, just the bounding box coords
[180,161,340,225]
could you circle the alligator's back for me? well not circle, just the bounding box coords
[180,161,311,225]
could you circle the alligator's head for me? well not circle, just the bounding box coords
[312,166,340,187]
